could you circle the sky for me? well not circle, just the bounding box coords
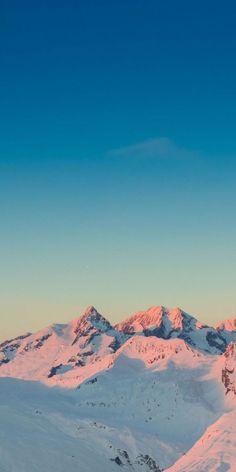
[1,0,236,340]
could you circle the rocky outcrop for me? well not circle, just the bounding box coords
[222,342,236,395]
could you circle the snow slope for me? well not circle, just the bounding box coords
[0,378,142,472]
[0,336,226,472]
[1,305,236,471]
[166,410,236,472]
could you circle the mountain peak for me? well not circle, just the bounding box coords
[80,305,111,327]
[115,305,229,354]
[70,306,113,339]
[115,305,187,334]
[215,317,236,332]
[83,305,98,317]
[70,305,104,326]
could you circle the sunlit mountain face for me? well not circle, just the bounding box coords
[1,305,236,471]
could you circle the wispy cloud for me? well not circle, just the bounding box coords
[108,137,201,160]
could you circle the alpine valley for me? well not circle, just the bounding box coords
[1,305,236,472]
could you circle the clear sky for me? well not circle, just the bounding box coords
[1,1,236,340]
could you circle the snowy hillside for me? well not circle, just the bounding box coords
[1,305,236,471]
[0,342,226,472]
[166,410,236,472]
[1,377,161,472]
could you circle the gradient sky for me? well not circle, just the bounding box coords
[1,1,236,340]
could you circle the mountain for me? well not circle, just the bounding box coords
[0,306,126,387]
[1,304,236,387]
[1,304,236,472]
[215,316,236,346]
[215,316,236,332]
[116,306,229,354]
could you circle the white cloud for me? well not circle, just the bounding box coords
[108,137,201,160]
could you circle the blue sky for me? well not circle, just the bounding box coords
[1,1,236,338]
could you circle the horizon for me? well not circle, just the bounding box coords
[1,301,235,342]
[1,1,236,340]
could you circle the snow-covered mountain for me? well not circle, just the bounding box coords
[215,315,236,346]
[0,306,127,387]
[1,305,235,388]
[215,316,236,332]
[1,305,236,472]
[116,306,231,354]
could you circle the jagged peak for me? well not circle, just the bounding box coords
[115,305,194,333]
[80,305,111,326]
[70,305,113,336]
[83,305,98,317]
[215,317,236,332]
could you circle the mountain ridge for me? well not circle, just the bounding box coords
[0,304,236,388]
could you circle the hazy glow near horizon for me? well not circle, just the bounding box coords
[1,2,236,340]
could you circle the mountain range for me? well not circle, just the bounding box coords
[1,305,236,472]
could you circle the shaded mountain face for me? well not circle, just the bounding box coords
[1,305,236,387]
